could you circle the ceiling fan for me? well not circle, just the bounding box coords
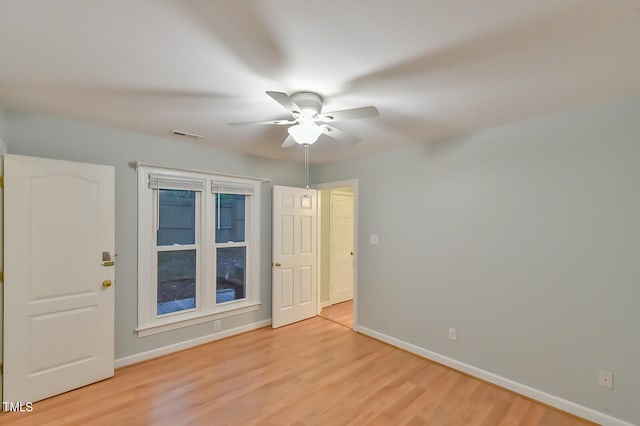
[229,91,379,147]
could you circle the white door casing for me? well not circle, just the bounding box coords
[0,155,4,399]
[3,154,115,403]
[272,185,317,328]
[329,191,355,304]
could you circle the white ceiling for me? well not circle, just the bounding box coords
[1,0,639,163]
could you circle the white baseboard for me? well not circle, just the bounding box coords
[115,319,272,368]
[356,325,633,426]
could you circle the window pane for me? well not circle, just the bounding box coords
[216,247,246,303]
[214,194,245,243]
[158,189,196,246]
[157,250,196,315]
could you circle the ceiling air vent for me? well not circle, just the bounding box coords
[171,130,203,139]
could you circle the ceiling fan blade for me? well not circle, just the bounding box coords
[321,125,361,145]
[266,91,301,114]
[318,106,379,122]
[228,118,295,126]
[281,135,296,148]
[176,2,285,78]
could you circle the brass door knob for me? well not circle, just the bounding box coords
[102,280,112,288]
[274,262,281,267]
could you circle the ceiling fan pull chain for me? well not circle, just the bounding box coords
[304,143,310,191]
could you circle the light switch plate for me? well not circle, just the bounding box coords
[370,234,379,245]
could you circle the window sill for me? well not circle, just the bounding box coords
[135,301,261,337]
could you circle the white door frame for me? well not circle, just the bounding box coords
[0,155,4,400]
[313,179,358,330]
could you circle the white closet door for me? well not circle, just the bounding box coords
[3,154,115,403]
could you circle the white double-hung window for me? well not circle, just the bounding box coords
[137,166,261,336]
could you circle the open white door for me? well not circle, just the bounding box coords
[3,154,115,403]
[329,191,354,304]
[272,185,317,328]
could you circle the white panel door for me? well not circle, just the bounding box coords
[329,192,354,304]
[3,154,115,403]
[272,185,317,328]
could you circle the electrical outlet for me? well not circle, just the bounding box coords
[598,370,613,389]
[214,320,222,331]
[448,328,457,341]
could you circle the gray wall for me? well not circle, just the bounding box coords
[2,109,303,360]
[311,97,640,424]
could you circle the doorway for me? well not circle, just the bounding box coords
[319,299,353,328]
[315,180,357,329]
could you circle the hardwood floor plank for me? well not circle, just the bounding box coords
[0,317,596,426]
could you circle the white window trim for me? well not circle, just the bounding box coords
[137,165,262,336]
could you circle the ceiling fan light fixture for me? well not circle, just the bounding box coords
[228,91,377,148]
[287,123,323,145]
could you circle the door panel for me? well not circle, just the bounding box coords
[279,268,294,308]
[281,215,294,255]
[300,215,313,254]
[300,266,312,303]
[30,306,98,373]
[272,186,317,328]
[4,154,115,403]
[31,175,98,298]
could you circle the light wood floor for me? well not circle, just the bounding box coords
[1,317,594,426]
[319,299,353,328]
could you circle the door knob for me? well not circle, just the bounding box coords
[102,280,112,288]
[274,262,281,267]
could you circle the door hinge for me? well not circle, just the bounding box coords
[0,270,3,281]
[0,176,3,188]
